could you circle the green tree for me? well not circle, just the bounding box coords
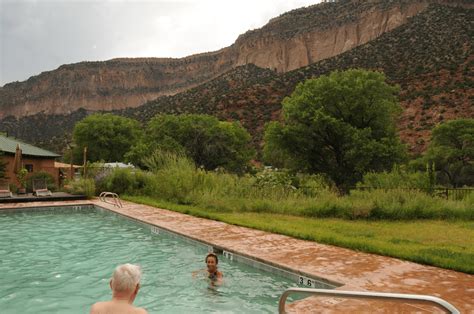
[0,152,7,179]
[264,69,406,189]
[72,113,143,163]
[424,119,474,187]
[127,114,254,173]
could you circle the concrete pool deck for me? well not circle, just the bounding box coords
[1,199,473,313]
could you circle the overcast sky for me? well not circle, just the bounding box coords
[0,0,321,86]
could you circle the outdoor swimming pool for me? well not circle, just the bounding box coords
[0,206,332,313]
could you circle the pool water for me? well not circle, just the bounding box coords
[0,206,304,313]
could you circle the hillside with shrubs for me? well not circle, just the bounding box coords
[0,4,472,155]
[125,4,473,153]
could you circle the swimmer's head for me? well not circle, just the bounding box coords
[205,253,218,272]
[110,263,141,293]
[205,252,218,264]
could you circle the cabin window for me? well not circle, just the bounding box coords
[25,164,33,172]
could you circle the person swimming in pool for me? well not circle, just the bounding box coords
[193,252,223,285]
[205,253,223,282]
[90,263,147,314]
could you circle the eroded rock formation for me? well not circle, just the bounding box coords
[0,0,458,118]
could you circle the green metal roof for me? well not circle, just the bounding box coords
[0,135,60,158]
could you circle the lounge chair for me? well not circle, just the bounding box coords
[0,180,13,198]
[32,179,53,197]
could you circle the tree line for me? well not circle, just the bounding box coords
[70,69,473,189]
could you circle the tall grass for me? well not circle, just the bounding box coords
[100,151,473,220]
[358,165,433,189]
[66,178,95,198]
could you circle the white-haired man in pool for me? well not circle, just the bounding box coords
[90,263,147,314]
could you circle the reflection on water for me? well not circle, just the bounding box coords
[0,207,299,314]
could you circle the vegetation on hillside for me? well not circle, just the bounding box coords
[114,4,474,154]
[240,0,463,40]
[0,4,471,156]
[61,69,474,191]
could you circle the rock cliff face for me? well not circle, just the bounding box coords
[0,50,237,117]
[2,3,472,156]
[1,0,461,118]
[233,0,429,72]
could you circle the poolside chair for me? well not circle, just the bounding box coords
[0,180,13,198]
[32,178,53,197]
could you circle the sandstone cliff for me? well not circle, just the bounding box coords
[2,3,472,155]
[0,50,236,117]
[0,0,461,118]
[233,0,430,72]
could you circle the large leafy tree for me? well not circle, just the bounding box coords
[424,119,474,187]
[72,113,143,162]
[127,114,254,173]
[264,69,406,189]
[0,152,7,179]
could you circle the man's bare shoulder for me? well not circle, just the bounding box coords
[90,301,108,314]
[90,301,147,314]
[136,307,148,314]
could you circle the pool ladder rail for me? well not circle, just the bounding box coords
[278,288,460,314]
[99,191,123,208]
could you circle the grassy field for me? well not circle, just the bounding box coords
[124,195,474,274]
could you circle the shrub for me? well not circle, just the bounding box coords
[0,152,7,179]
[357,166,433,190]
[101,151,472,221]
[17,168,28,189]
[97,165,154,196]
[109,169,136,194]
[142,149,193,173]
[67,178,95,198]
[254,168,296,190]
[138,150,196,202]
[26,171,56,192]
[87,162,108,193]
[297,173,334,197]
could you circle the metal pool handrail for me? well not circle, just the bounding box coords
[99,191,123,208]
[278,288,460,314]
